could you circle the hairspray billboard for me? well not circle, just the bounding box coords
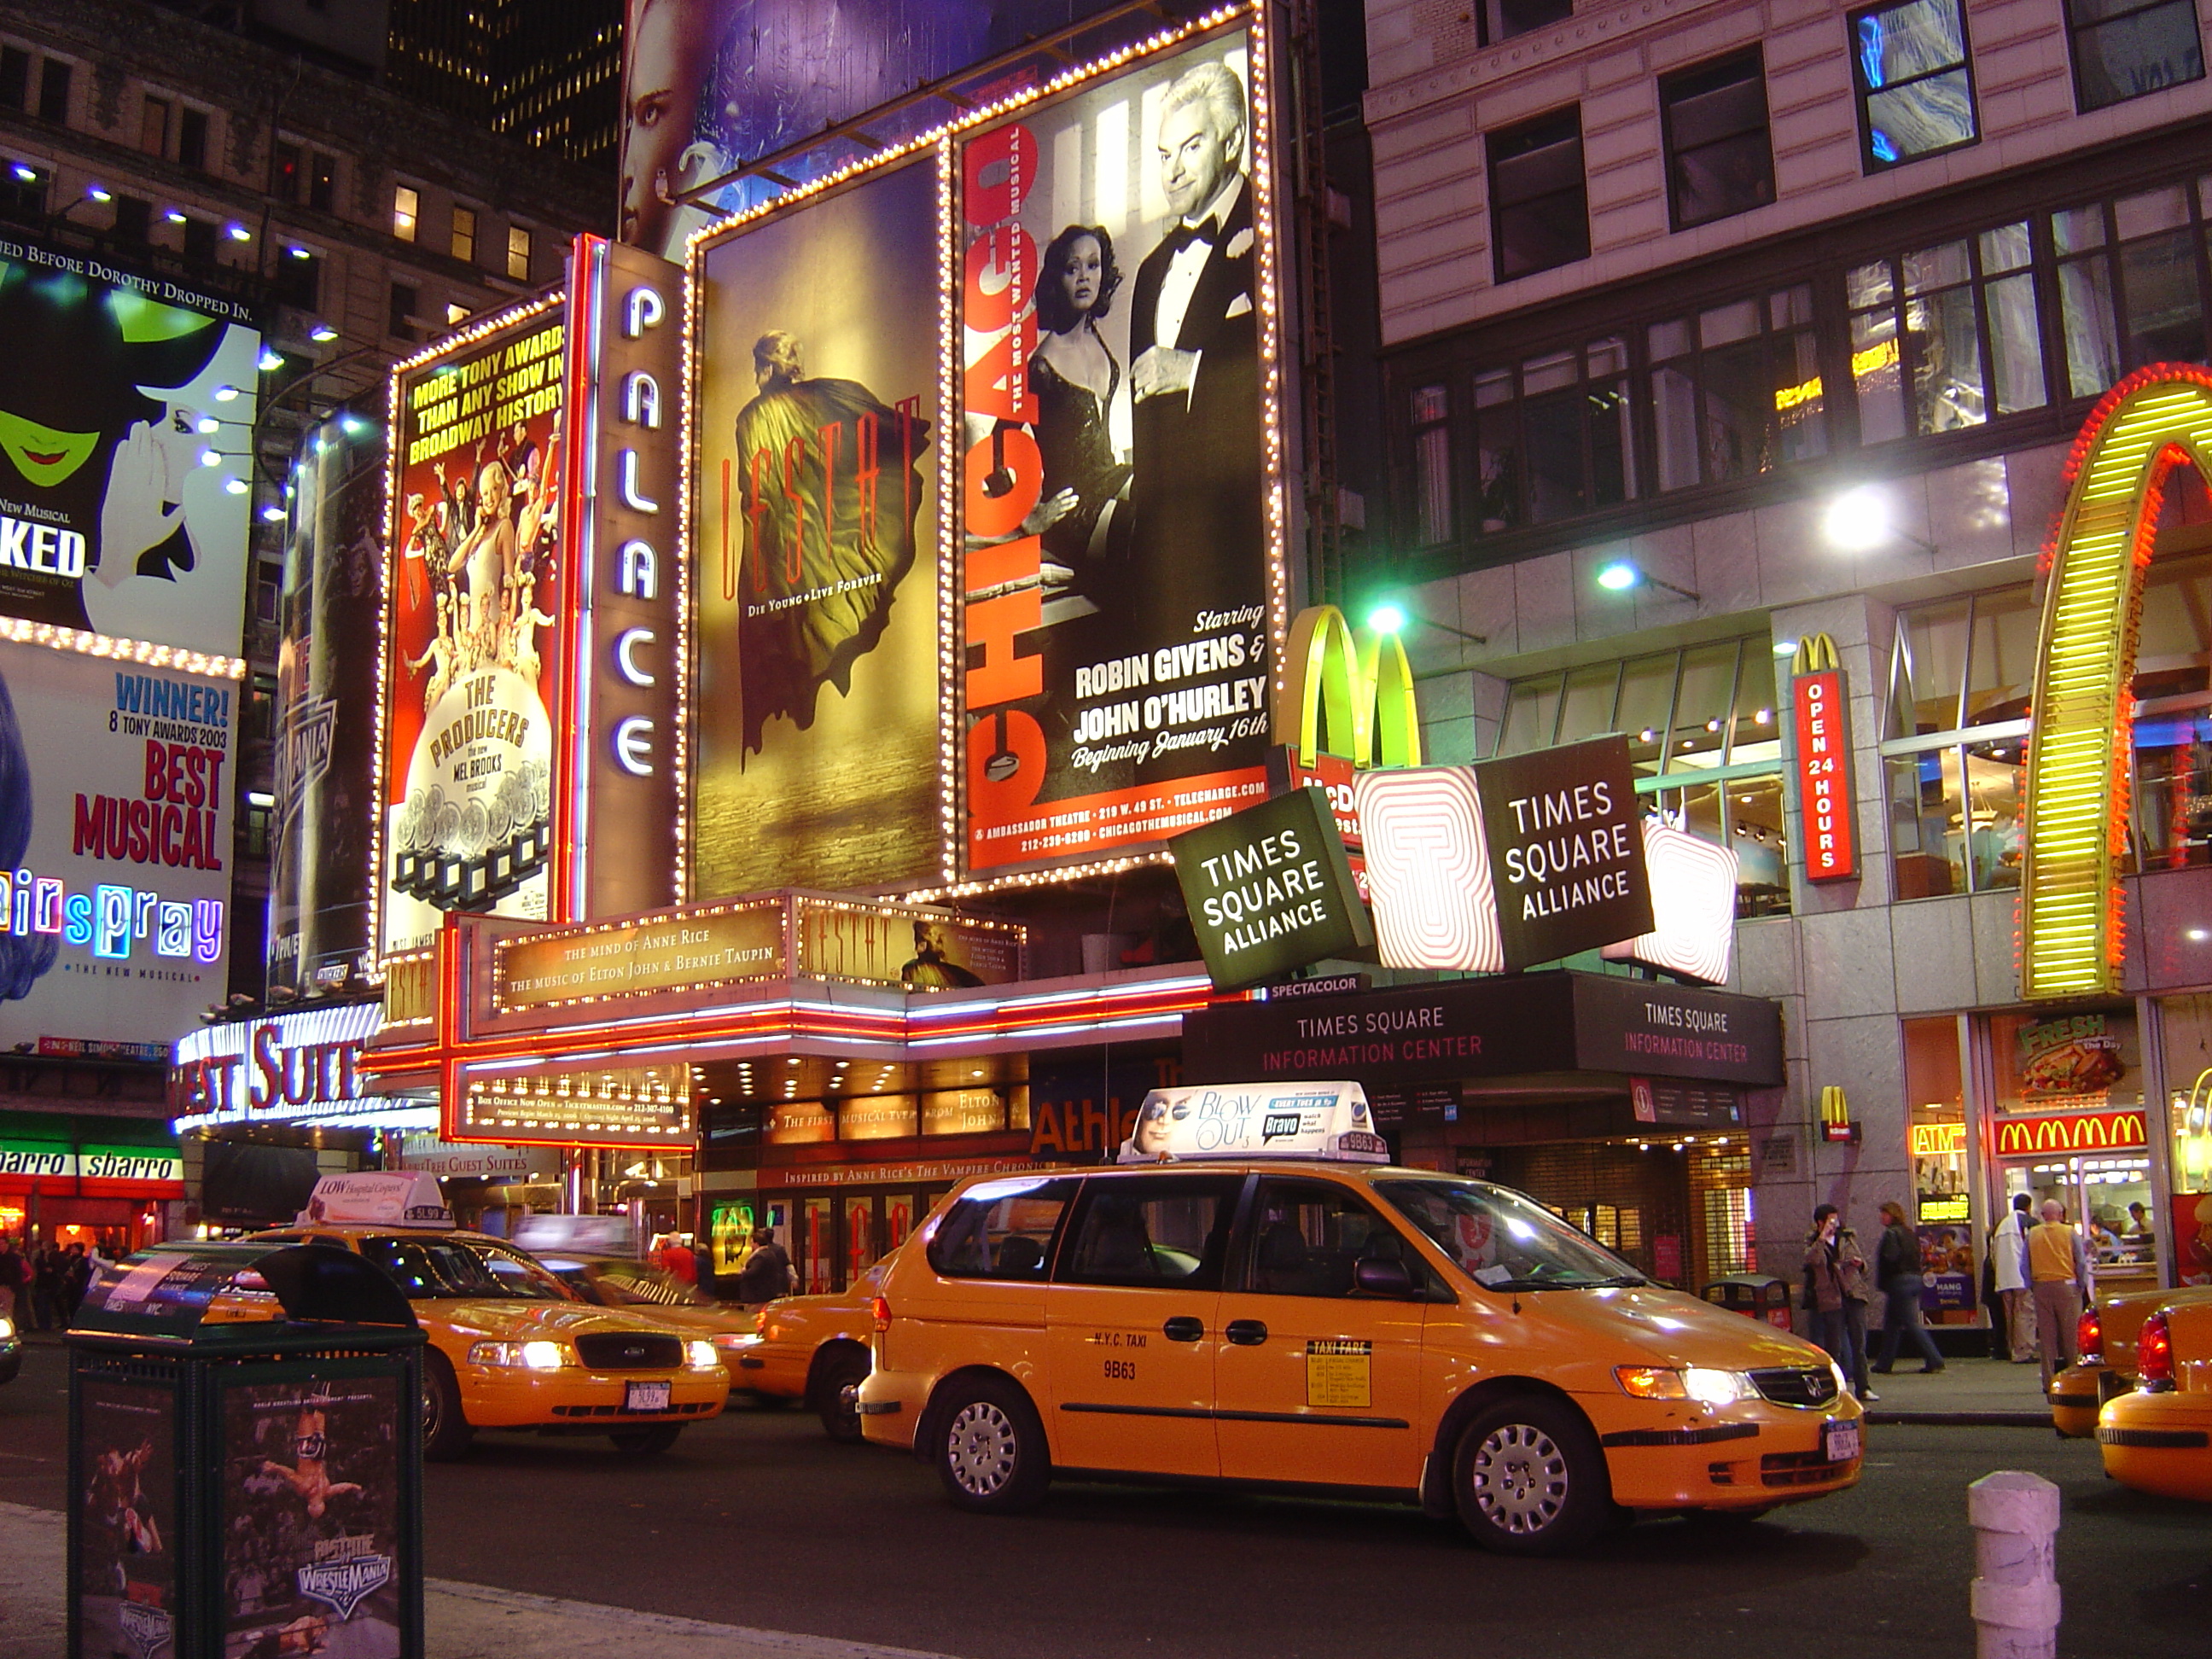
[688,156,944,895]
[269,414,383,997]
[957,24,1281,874]
[0,234,260,656]
[0,636,234,1051]
[378,301,569,956]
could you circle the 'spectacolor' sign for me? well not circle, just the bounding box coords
[1171,788,1371,992]
[1473,735,1653,969]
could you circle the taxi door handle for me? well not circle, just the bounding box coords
[1161,1316,1205,1342]
[1224,1319,1269,1347]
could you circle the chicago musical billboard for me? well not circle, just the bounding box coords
[0,234,260,655]
[688,155,945,895]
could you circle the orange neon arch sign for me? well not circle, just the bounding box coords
[2023,363,2212,998]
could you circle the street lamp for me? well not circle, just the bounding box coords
[1594,559,1701,602]
[1366,599,1488,646]
[1822,484,1937,554]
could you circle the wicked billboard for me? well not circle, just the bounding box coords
[958,23,1282,875]
[379,301,569,956]
[689,156,944,895]
[0,234,260,655]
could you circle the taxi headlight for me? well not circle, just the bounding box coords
[0,1315,14,1342]
[685,1340,719,1369]
[1615,1365,1754,1405]
[468,1339,569,1370]
[1831,1359,1852,1397]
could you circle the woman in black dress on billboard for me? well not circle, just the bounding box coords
[1026,224,1132,585]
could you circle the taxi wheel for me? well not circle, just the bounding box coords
[609,1425,683,1458]
[934,1377,1050,1513]
[817,1349,871,1445]
[421,1352,474,1463]
[1452,1397,1610,1556]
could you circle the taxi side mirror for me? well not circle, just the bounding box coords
[1353,1259,1416,1298]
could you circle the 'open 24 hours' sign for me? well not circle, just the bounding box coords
[1793,661,1857,881]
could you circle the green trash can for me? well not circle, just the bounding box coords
[67,1241,426,1659]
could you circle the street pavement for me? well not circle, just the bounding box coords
[3,1336,2204,1659]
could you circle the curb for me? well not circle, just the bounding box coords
[1865,1411,2053,1427]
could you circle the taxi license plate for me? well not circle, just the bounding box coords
[1823,1418,1861,1464]
[625,1381,672,1413]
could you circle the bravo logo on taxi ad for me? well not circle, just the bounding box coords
[0,637,232,1050]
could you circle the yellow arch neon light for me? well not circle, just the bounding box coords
[1273,604,1423,769]
[2022,363,2212,998]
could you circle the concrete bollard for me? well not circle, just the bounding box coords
[1968,1470,2061,1659]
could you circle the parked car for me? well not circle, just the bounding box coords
[2051,1284,2212,1436]
[2098,1295,2212,1501]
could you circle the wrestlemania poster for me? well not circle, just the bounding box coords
[381,306,568,955]
[957,27,1278,873]
[78,1381,180,1659]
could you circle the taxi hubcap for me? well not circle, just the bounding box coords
[946,1401,1018,1495]
[1470,1423,1569,1534]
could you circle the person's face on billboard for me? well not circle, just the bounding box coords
[1158,99,1237,221]
[1057,236,1103,320]
[0,408,99,488]
[621,0,709,248]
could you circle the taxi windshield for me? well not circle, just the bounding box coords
[357,1237,573,1301]
[546,1259,711,1307]
[1373,1177,1646,1292]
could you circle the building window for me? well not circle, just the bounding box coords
[1464,337,1637,532]
[1650,284,1825,490]
[1494,635,1787,916]
[506,224,532,281]
[0,48,26,111]
[1848,224,2046,439]
[178,107,207,171]
[273,142,302,202]
[112,195,150,242]
[1412,384,1452,545]
[2066,0,2203,111]
[37,57,71,125]
[140,95,171,157]
[389,282,420,339]
[276,253,321,312]
[1661,49,1774,230]
[1484,0,1573,44]
[1850,0,1978,171]
[393,183,419,242]
[445,301,469,325]
[0,164,44,218]
[308,153,335,212]
[451,205,476,264]
[181,217,217,265]
[1488,108,1588,282]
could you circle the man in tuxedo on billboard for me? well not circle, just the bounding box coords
[1126,60,1263,695]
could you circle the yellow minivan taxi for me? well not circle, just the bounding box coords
[859,1082,1862,1554]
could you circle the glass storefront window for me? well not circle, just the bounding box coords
[2130,705,2212,868]
[1894,597,1970,735]
[1728,646,1781,765]
[1618,652,1677,775]
[1904,1017,1968,1221]
[1888,748,1965,897]
[1726,773,1790,916]
[2157,993,2212,1283]
[1668,642,1740,770]
[1963,585,2039,724]
[1557,661,1623,746]
[1499,673,1561,754]
[1961,737,2025,889]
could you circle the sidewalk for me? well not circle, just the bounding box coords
[0,1501,957,1659]
[1856,1353,2054,1427]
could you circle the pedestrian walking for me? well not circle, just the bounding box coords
[1992,1192,2035,1363]
[0,1235,23,1322]
[60,1243,93,1324]
[2028,1199,2092,1394]
[30,1243,61,1331]
[1871,1200,1947,1375]
[736,1226,794,1310]
[1804,1205,1877,1401]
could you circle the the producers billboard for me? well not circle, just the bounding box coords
[0,636,234,1050]
[689,155,944,895]
[957,25,1282,874]
[619,0,1129,260]
[269,413,383,998]
[0,234,260,655]
[378,300,569,956]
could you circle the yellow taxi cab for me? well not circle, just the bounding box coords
[719,1262,888,1441]
[2052,1284,2212,1436]
[858,1083,1863,1554]
[2098,1295,2212,1500]
[250,1174,729,1460]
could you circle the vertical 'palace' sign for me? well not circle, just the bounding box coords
[1793,640,1856,882]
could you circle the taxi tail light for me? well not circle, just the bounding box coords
[2076,1307,2103,1365]
[2137,1310,2173,1390]
[870,1294,892,1334]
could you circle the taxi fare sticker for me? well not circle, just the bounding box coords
[1306,1337,1371,1408]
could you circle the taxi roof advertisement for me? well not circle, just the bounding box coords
[0,635,234,1051]
[0,233,260,656]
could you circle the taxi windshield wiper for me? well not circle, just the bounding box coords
[1586,1274,1649,1288]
